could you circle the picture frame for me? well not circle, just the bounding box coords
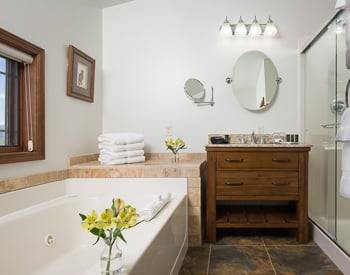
[67,45,95,102]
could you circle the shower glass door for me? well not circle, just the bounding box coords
[336,14,350,254]
[304,20,337,238]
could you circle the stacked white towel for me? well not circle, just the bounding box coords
[98,133,145,165]
[336,108,350,199]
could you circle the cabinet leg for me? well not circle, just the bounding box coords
[206,225,216,243]
[297,223,309,243]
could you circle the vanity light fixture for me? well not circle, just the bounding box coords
[219,16,233,37]
[219,16,278,38]
[249,16,262,36]
[235,16,248,36]
[264,16,278,37]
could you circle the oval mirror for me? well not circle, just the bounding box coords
[184,78,205,102]
[232,51,280,111]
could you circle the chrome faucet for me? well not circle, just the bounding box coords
[251,131,258,144]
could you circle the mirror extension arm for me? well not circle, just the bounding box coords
[195,86,215,107]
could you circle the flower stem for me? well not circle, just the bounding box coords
[106,230,112,273]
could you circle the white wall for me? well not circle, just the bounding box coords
[0,0,102,179]
[102,0,335,152]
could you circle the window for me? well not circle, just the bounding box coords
[0,27,45,164]
[0,56,20,147]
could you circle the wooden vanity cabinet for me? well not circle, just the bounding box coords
[206,146,311,243]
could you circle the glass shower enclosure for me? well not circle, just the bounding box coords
[304,11,350,254]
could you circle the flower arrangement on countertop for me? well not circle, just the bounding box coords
[165,138,186,162]
[79,198,139,274]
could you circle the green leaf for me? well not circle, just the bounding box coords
[118,231,127,244]
[90,227,106,239]
[112,229,127,243]
[113,229,120,239]
[93,236,100,245]
[79,213,87,221]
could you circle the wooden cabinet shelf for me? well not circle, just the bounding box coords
[206,146,311,243]
[216,205,298,229]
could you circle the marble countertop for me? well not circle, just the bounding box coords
[206,143,312,148]
[69,155,206,178]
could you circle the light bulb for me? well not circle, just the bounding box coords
[234,16,247,36]
[220,16,232,37]
[264,16,278,37]
[249,16,262,37]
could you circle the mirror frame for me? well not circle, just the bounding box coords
[184,78,206,102]
[232,51,281,112]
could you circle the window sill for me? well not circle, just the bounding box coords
[0,150,45,164]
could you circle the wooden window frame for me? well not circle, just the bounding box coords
[0,27,45,164]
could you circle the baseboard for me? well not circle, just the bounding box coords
[312,223,350,274]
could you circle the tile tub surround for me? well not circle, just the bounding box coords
[180,230,343,275]
[0,170,69,194]
[0,153,206,247]
[69,153,206,247]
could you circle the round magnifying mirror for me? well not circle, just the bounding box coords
[232,51,280,111]
[184,78,205,102]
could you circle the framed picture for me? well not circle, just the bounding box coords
[67,45,95,102]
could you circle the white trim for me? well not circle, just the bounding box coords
[312,223,350,274]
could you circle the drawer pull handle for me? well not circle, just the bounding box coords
[272,182,290,186]
[272,158,290,163]
[225,158,244,163]
[225,182,244,186]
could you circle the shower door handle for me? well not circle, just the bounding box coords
[346,78,350,108]
[320,123,341,129]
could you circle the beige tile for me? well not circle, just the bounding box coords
[27,173,46,187]
[189,206,200,216]
[188,215,201,235]
[188,178,201,188]
[69,169,92,178]
[68,169,79,178]
[188,188,201,207]
[57,170,69,180]
[108,168,144,178]
[188,234,202,247]
[0,180,6,193]
[45,171,59,182]
[70,153,98,166]
[2,177,28,193]
[91,169,109,178]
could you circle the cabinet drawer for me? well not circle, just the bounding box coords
[216,171,299,196]
[217,152,299,170]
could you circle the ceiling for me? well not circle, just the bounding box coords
[100,0,135,8]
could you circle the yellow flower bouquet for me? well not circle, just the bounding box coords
[79,198,139,274]
[165,137,186,163]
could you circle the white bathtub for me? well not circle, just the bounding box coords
[0,178,188,275]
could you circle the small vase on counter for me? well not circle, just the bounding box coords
[165,138,186,163]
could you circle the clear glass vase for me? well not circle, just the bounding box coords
[100,240,122,275]
[172,152,179,163]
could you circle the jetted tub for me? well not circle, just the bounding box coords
[0,178,188,275]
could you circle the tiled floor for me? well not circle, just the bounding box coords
[180,230,343,275]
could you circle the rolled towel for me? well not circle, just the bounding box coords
[99,155,145,165]
[99,150,144,160]
[336,108,350,142]
[138,193,171,222]
[98,133,144,145]
[98,142,145,152]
